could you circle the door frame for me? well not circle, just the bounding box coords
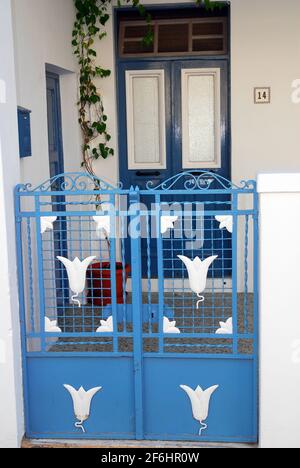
[46,71,65,178]
[46,71,69,307]
[114,5,231,186]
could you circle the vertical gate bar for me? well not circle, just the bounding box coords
[79,215,84,332]
[232,192,238,354]
[244,215,249,333]
[109,193,118,352]
[26,217,35,333]
[129,187,144,439]
[35,194,46,352]
[252,186,259,438]
[146,213,152,333]
[155,194,164,353]
[121,216,127,333]
[14,188,31,432]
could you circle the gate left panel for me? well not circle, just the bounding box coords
[15,174,136,439]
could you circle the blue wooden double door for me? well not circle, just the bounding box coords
[118,59,230,189]
[118,59,231,277]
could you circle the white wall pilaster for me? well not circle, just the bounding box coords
[258,173,300,448]
[0,0,24,449]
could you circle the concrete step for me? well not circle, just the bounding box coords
[22,438,257,449]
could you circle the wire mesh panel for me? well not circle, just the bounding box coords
[15,174,135,356]
[139,173,258,358]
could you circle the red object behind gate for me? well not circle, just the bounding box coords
[87,262,131,306]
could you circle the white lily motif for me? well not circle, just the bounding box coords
[180,384,219,436]
[161,216,178,234]
[40,216,57,234]
[57,256,96,307]
[178,255,218,308]
[216,317,233,335]
[93,215,111,239]
[163,317,181,334]
[96,316,114,333]
[45,317,62,333]
[215,215,233,234]
[64,385,102,433]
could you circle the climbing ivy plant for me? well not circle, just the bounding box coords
[72,0,225,177]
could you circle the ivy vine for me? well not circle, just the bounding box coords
[72,0,226,178]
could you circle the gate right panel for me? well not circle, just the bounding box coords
[139,172,258,443]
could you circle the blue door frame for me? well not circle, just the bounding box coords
[46,72,65,179]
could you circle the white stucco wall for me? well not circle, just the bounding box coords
[11,0,83,356]
[258,174,300,449]
[0,0,24,449]
[231,0,300,182]
[90,0,300,182]
[12,0,81,186]
[0,0,82,448]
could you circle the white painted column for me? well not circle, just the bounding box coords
[0,0,24,448]
[258,173,300,448]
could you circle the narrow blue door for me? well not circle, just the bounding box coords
[46,73,65,178]
[46,72,68,306]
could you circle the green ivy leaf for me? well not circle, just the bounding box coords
[100,14,110,26]
[90,95,100,104]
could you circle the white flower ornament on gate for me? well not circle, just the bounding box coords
[57,256,96,307]
[64,385,102,433]
[161,216,178,234]
[45,317,62,333]
[96,316,113,333]
[216,317,233,335]
[180,384,219,436]
[40,216,57,234]
[93,215,111,239]
[163,317,181,334]
[215,215,233,234]
[178,255,218,308]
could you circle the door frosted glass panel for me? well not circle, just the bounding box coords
[133,76,159,164]
[189,74,214,162]
[182,68,221,169]
[126,70,166,169]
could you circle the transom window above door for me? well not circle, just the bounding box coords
[119,18,228,57]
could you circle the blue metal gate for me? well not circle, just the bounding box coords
[15,171,258,443]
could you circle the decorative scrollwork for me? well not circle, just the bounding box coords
[146,171,256,192]
[15,171,256,194]
[17,172,123,193]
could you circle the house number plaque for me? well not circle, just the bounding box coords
[254,87,271,104]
